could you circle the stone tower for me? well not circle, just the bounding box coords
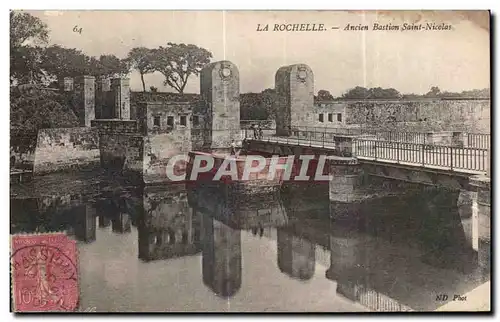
[199,60,241,151]
[74,76,96,127]
[111,78,131,120]
[275,64,314,136]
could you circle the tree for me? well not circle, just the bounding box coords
[239,89,277,120]
[342,86,401,99]
[40,45,93,81]
[317,90,334,101]
[151,43,212,94]
[96,54,129,78]
[40,47,128,82]
[342,86,370,99]
[10,11,49,49]
[11,46,46,84]
[10,11,50,84]
[425,86,441,97]
[10,86,79,131]
[126,47,155,92]
[368,87,401,99]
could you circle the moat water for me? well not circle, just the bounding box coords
[10,171,490,312]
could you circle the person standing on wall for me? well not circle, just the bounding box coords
[253,124,259,139]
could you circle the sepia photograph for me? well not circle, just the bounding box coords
[9,9,491,313]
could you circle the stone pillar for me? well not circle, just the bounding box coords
[335,136,356,156]
[59,77,74,91]
[200,61,240,151]
[486,140,491,178]
[111,77,131,120]
[275,64,314,136]
[469,175,490,265]
[329,157,365,220]
[95,76,111,119]
[74,76,95,127]
[277,228,315,280]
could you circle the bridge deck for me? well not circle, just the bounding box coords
[244,136,487,176]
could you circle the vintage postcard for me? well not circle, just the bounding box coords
[9,10,490,312]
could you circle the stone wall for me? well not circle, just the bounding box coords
[33,127,100,174]
[135,102,193,183]
[313,103,346,127]
[308,99,490,133]
[143,132,191,183]
[98,133,144,177]
[91,119,138,133]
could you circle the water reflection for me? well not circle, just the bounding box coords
[201,212,242,298]
[188,184,288,298]
[138,185,201,261]
[9,176,490,312]
[324,187,490,312]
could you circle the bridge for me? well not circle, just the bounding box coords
[243,127,491,255]
[242,127,489,181]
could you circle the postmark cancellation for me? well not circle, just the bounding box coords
[10,233,79,312]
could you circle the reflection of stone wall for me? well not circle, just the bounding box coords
[326,232,367,284]
[138,186,201,261]
[188,185,288,229]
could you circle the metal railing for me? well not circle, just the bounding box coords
[359,288,413,312]
[244,129,338,149]
[291,126,364,136]
[354,139,488,172]
[467,133,490,149]
[290,127,490,148]
[243,130,488,173]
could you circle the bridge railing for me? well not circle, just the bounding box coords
[467,133,490,149]
[245,129,338,148]
[354,139,488,172]
[243,131,488,172]
[290,127,491,148]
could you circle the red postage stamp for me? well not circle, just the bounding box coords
[10,233,79,312]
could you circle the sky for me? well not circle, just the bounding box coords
[28,10,490,96]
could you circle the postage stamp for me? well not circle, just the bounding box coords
[10,233,79,312]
